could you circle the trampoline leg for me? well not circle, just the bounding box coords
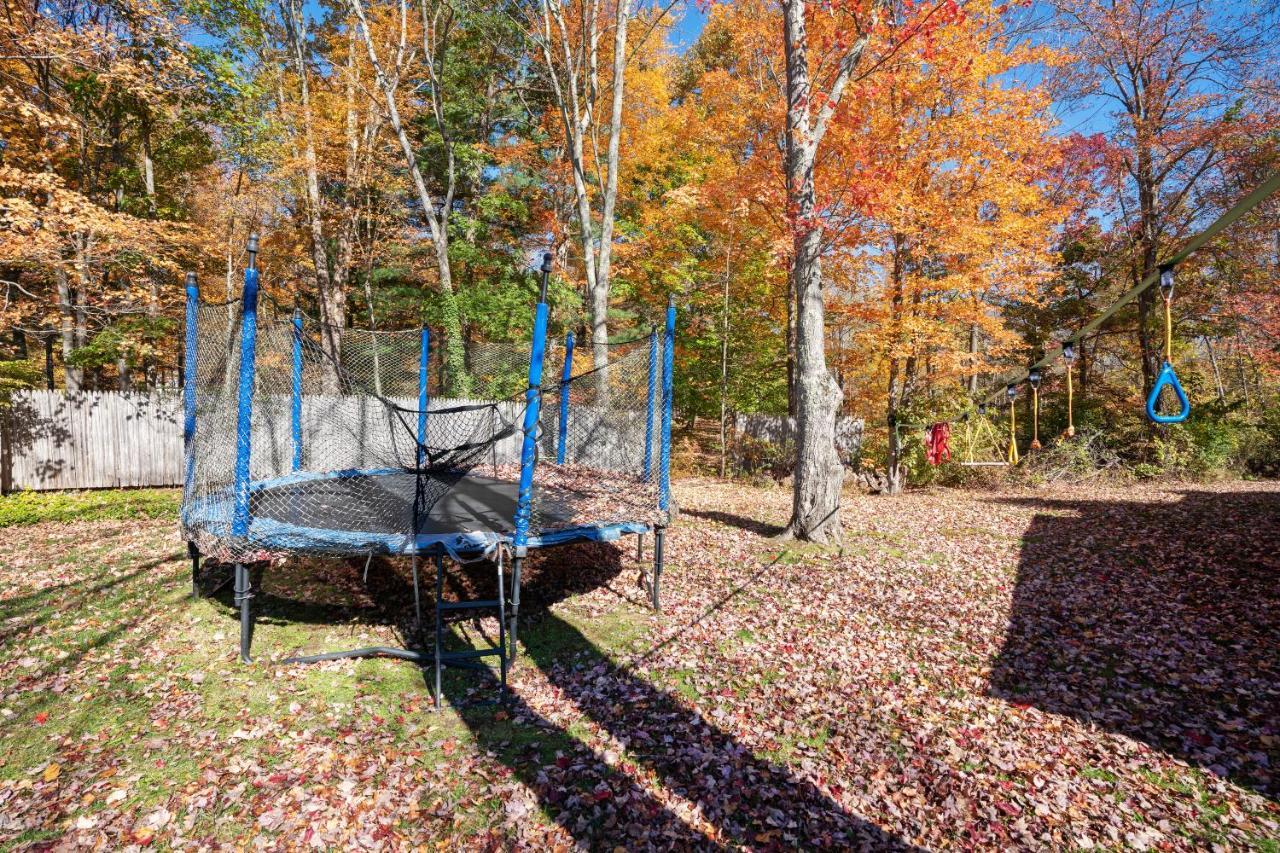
[507,557,523,664]
[411,555,422,632]
[234,562,253,663]
[496,550,508,702]
[433,555,444,710]
[652,529,665,612]
[636,533,644,562]
[188,541,200,599]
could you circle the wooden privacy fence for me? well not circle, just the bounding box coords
[1,390,184,492]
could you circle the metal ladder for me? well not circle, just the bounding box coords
[429,550,509,709]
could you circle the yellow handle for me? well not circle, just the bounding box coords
[1065,365,1075,437]
[1164,295,1173,363]
[1031,387,1040,449]
[1007,400,1020,464]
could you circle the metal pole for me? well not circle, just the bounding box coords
[556,332,574,464]
[235,562,252,663]
[509,251,553,657]
[290,307,303,471]
[659,296,675,515]
[231,237,260,664]
[231,234,260,540]
[411,554,421,631]
[417,328,429,466]
[433,554,444,709]
[188,541,200,599]
[653,529,665,611]
[182,272,200,589]
[643,326,657,480]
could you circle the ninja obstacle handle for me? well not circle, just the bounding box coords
[232,234,261,538]
[1146,268,1191,425]
[1146,361,1191,424]
[513,251,553,552]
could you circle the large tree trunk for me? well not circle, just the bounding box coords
[780,0,849,543]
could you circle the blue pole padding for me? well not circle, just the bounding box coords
[660,298,676,513]
[556,332,575,464]
[290,309,303,471]
[417,328,430,466]
[513,301,549,549]
[643,327,657,480]
[231,246,260,538]
[182,273,199,497]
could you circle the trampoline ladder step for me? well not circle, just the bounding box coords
[438,647,504,662]
[431,554,510,711]
[439,598,500,611]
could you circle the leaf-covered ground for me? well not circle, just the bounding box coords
[0,479,1276,850]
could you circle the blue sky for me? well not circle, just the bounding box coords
[666,1,706,51]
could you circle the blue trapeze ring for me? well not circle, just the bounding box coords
[1146,360,1190,424]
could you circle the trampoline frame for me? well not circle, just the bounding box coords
[181,241,676,706]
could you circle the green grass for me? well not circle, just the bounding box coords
[0,488,180,526]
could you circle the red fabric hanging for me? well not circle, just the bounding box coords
[925,422,951,465]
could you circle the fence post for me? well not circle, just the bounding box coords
[291,307,303,471]
[232,235,260,539]
[660,296,676,514]
[643,326,657,481]
[417,328,429,466]
[556,332,574,464]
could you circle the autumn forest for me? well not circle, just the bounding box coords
[2,0,1279,507]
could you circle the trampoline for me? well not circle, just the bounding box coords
[183,468,657,557]
[179,239,674,704]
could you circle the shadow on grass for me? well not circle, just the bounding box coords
[988,489,1279,801]
[238,540,908,848]
[682,507,786,537]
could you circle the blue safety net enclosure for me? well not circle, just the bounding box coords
[179,240,674,700]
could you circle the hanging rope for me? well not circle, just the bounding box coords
[1146,269,1191,424]
[1006,385,1020,465]
[1063,343,1076,438]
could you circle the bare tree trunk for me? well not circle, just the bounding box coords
[534,0,634,380]
[348,0,468,394]
[779,0,875,542]
[1203,335,1225,403]
[967,323,979,394]
[55,266,81,392]
[283,0,344,391]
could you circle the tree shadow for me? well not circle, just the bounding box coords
[682,507,786,537]
[245,541,909,848]
[987,489,1279,801]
